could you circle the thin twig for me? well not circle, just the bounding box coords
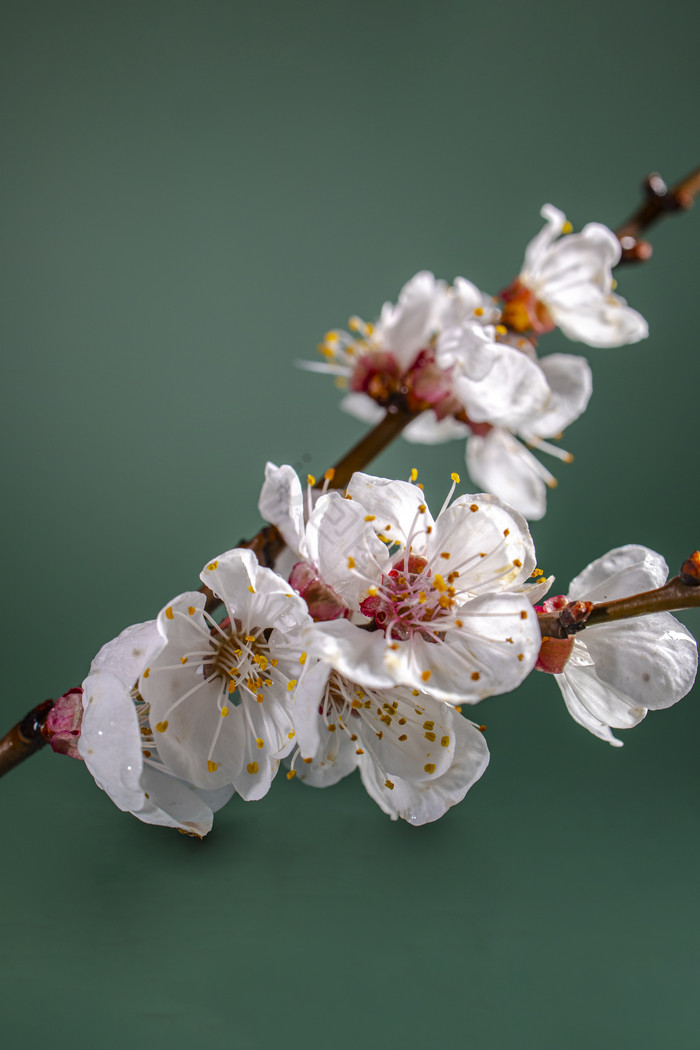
[537,552,700,639]
[0,700,54,779]
[615,166,700,264]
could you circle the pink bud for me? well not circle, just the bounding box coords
[42,687,84,760]
[535,636,575,674]
[290,562,350,621]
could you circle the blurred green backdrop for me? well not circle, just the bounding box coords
[1,2,699,1048]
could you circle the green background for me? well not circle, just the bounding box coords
[2,2,699,1047]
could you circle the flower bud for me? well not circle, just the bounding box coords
[42,687,84,760]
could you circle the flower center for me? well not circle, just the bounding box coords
[204,620,278,704]
[500,278,555,335]
[360,555,459,640]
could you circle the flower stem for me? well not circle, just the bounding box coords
[0,699,55,779]
[537,553,700,639]
[326,404,422,490]
[615,166,700,264]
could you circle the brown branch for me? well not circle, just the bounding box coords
[615,166,700,264]
[325,403,421,490]
[198,405,422,614]
[537,551,700,639]
[0,700,54,779]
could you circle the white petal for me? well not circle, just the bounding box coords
[375,271,447,369]
[258,462,306,554]
[291,660,332,759]
[454,343,551,428]
[429,492,536,592]
[232,694,293,801]
[305,594,540,704]
[583,614,698,711]
[353,686,455,782]
[552,295,648,348]
[79,669,146,814]
[568,544,669,601]
[143,666,244,791]
[345,472,435,547]
[339,392,385,425]
[521,354,593,439]
[435,322,497,381]
[358,709,489,824]
[87,619,162,689]
[303,491,390,607]
[466,430,548,521]
[201,548,309,634]
[405,594,541,702]
[555,670,628,747]
[439,276,500,327]
[291,723,358,788]
[302,619,398,691]
[402,413,471,445]
[136,767,234,834]
[140,593,245,789]
[522,204,568,275]
[519,574,555,606]
[532,224,620,299]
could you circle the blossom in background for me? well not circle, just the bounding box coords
[289,662,489,825]
[139,548,311,801]
[260,464,543,704]
[302,206,648,518]
[501,203,648,347]
[460,351,593,520]
[80,620,233,835]
[305,270,502,444]
[536,545,698,746]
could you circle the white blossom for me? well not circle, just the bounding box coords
[139,548,310,800]
[304,270,500,442]
[463,351,593,520]
[261,466,543,704]
[503,203,648,347]
[540,545,698,746]
[79,620,233,835]
[289,663,489,825]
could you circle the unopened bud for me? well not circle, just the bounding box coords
[680,551,700,586]
[42,688,84,760]
[561,600,593,631]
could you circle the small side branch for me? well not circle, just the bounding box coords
[615,166,700,264]
[537,551,700,639]
[0,700,55,779]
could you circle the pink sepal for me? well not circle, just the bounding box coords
[42,687,84,760]
[534,595,573,674]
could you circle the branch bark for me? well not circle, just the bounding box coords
[0,700,54,779]
[615,166,700,264]
[537,553,700,639]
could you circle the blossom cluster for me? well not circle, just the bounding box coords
[75,467,697,836]
[22,187,699,839]
[305,204,647,518]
